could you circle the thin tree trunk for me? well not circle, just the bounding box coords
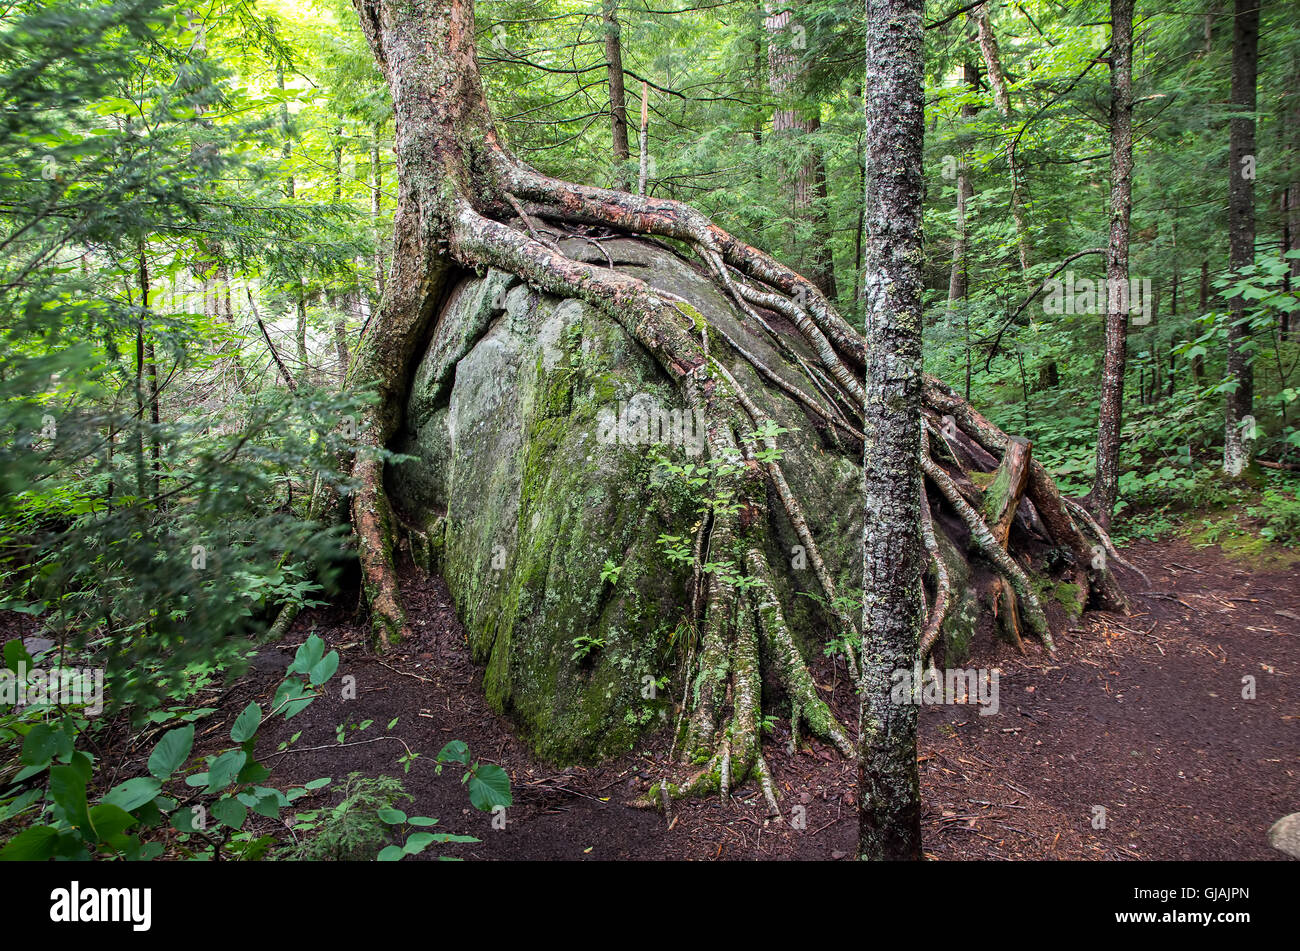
[1089,0,1134,529]
[1196,259,1209,382]
[973,2,1031,277]
[1282,56,1298,341]
[603,0,632,191]
[765,2,837,299]
[371,126,386,301]
[637,80,650,196]
[1223,0,1259,476]
[858,0,925,862]
[331,126,352,385]
[948,57,977,397]
[277,67,311,381]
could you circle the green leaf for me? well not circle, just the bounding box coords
[436,740,470,765]
[19,723,60,768]
[272,679,312,719]
[2,639,32,673]
[376,845,406,861]
[467,763,512,812]
[49,764,90,830]
[402,832,436,854]
[211,796,247,830]
[308,651,339,686]
[148,725,194,779]
[204,750,246,794]
[377,807,407,824]
[87,804,136,843]
[0,825,59,861]
[101,777,162,812]
[287,634,325,676]
[230,701,262,743]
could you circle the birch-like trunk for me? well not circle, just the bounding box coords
[858,0,925,862]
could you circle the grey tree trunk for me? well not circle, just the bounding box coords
[1223,0,1260,476]
[1090,0,1135,529]
[858,0,925,862]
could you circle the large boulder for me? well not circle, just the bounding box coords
[386,239,908,761]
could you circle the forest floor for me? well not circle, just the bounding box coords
[190,532,1298,861]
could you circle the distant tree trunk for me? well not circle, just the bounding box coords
[1196,260,1209,382]
[1223,0,1259,477]
[1169,268,1179,396]
[1089,0,1134,530]
[1286,183,1297,341]
[277,66,310,380]
[1281,57,1298,341]
[371,126,386,301]
[858,0,925,862]
[603,0,632,191]
[331,126,351,385]
[948,57,977,399]
[973,2,1031,277]
[765,2,837,299]
[637,80,650,196]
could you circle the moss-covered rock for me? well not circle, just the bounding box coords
[386,239,861,763]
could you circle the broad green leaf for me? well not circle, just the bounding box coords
[436,740,470,765]
[87,804,136,843]
[0,825,59,861]
[204,750,246,794]
[102,777,162,812]
[230,701,262,743]
[211,796,247,830]
[467,763,512,812]
[148,725,194,779]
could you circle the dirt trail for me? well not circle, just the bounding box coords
[208,537,1298,860]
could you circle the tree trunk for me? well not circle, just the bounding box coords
[765,2,837,299]
[973,2,1032,277]
[1196,260,1209,382]
[858,0,925,861]
[603,0,632,191]
[1223,0,1259,476]
[948,57,977,399]
[371,126,386,302]
[1089,0,1134,530]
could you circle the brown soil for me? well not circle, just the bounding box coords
[186,535,1297,861]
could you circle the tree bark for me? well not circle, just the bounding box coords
[858,0,925,862]
[765,2,837,299]
[973,2,1031,276]
[1089,0,1134,530]
[1223,0,1259,476]
[948,56,977,399]
[370,125,386,302]
[603,0,632,191]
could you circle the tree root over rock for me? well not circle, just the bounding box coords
[345,0,1132,812]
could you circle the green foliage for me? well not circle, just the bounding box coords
[0,633,338,861]
[291,766,484,861]
[1247,487,1300,546]
[435,740,513,813]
